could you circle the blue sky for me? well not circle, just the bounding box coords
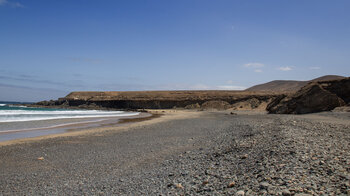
[1,0,349,102]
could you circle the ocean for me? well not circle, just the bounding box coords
[0,102,140,142]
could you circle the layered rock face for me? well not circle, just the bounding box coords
[267,77,350,114]
[36,91,279,110]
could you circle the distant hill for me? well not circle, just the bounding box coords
[246,75,346,93]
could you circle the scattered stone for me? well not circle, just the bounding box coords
[37,157,44,160]
[294,194,312,196]
[282,189,292,196]
[259,182,270,190]
[236,190,245,196]
[175,183,183,189]
[227,181,235,188]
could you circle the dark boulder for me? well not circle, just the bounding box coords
[267,77,350,114]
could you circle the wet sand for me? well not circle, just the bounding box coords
[0,112,153,143]
[0,110,197,146]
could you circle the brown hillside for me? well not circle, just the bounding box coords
[64,90,276,101]
[267,77,350,114]
[246,75,345,92]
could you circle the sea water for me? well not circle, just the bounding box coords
[0,102,140,141]
[0,103,138,122]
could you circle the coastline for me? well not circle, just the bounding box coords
[0,110,200,147]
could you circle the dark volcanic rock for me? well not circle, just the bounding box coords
[201,100,231,110]
[35,91,278,110]
[267,77,350,114]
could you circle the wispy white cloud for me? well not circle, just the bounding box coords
[244,62,264,68]
[190,84,211,90]
[0,0,24,7]
[278,66,293,71]
[217,85,246,90]
[226,80,233,84]
[309,66,321,70]
[244,62,265,73]
[13,2,23,7]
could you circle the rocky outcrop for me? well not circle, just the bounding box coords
[200,100,231,110]
[267,77,350,114]
[36,91,280,110]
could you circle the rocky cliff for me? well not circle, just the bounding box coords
[35,76,349,112]
[267,77,350,114]
[36,91,281,110]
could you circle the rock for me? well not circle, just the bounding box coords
[227,181,235,188]
[294,194,312,196]
[267,77,350,114]
[282,189,292,196]
[247,98,260,109]
[201,100,231,110]
[37,157,44,160]
[175,183,183,189]
[332,106,350,112]
[236,190,245,196]
[185,103,201,109]
[259,182,270,190]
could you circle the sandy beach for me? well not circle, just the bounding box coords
[0,114,144,143]
[0,110,349,195]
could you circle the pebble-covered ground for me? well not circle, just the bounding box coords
[0,111,349,195]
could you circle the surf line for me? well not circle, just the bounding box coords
[0,118,112,134]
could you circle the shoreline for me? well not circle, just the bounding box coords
[0,110,200,147]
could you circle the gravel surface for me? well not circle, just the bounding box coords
[0,111,349,195]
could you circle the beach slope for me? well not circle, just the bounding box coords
[0,110,349,195]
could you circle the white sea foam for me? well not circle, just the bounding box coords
[0,109,139,122]
[0,104,6,106]
[0,110,123,115]
[8,105,27,108]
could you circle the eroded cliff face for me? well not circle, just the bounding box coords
[267,77,350,114]
[36,91,281,110]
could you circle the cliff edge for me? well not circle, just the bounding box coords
[37,91,280,110]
